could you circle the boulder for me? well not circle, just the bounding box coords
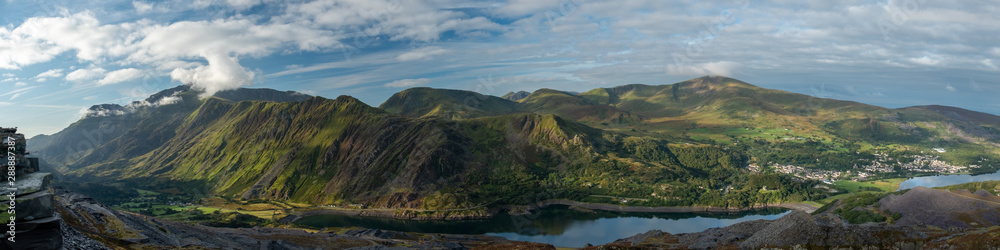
[0,216,62,250]
[7,190,54,222]
[6,173,52,195]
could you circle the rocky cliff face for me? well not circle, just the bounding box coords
[2,127,62,250]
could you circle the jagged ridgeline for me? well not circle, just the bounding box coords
[29,85,749,209]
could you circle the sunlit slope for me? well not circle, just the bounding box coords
[382,76,1000,157]
[64,94,679,208]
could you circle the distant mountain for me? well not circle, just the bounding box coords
[379,87,519,119]
[500,91,531,101]
[28,86,311,171]
[35,82,772,210]
[32,77,1000,212]
[382,76,1000,168]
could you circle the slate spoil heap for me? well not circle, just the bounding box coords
[2,127,61,250]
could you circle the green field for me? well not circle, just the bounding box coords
[818,179,905,204]
[121,204,279,220]
[834,179,904,192]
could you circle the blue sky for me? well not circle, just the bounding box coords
[1,0,998,137]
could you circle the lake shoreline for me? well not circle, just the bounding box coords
[286,199,816,223]
[504,199,816,215]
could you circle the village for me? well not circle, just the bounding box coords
[748,149,981,183]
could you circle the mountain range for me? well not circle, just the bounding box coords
[27,76,1000,210]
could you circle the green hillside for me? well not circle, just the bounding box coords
[383,76,1000,174]
[31,76,1000,213]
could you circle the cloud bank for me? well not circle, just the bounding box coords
[0,0,503,96]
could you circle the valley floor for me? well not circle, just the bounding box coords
[279,199,818,223]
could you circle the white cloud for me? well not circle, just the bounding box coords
[34,69,64,80]
[280,0,502,42]
[225,0,261,10]
[14,82,27,87]
[98,68,143,85]
[2,73,14,77]
[0,12,136,69]
[65,68,107,81]
[133,1,154,13]
[5,1,1000,123]
[665,61,740,77]
[397,46,449,62]
[170,52,255,97]
[385,78,431,88]
[982,59,997,70]
[945,84,956,92]
[0,2,503,98]
[1,86,36,100]
[83,90,183,117]
[152,91,183,106]
[494,0,564,17]
[910,56,941,66]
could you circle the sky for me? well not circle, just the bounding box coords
[1,0,998,137]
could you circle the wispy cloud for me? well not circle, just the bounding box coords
[386,78,431,88]
[397,46,449,62]
[34,69,64,79]
[2,0,1000,136]
[98,68,143,86]
[65,68,107,81]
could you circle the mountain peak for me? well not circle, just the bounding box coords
[685,76,758,88]
[82,85,311,118]
[501,91,531,101]
[379,87,518,118]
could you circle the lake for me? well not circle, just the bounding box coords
[897,169,1000,191]
[295,205,789,247]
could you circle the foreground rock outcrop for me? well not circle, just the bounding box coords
[592,186,1000,249]
[880,186,1000,229]
[2,127,62,250]
[53,189,545,249]
[590,211,926,249]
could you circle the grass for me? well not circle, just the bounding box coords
[833,178,905,193]
[820,193,856,204]
[142,205,281,220]
[817,178,906,204]
[135,189,161,196]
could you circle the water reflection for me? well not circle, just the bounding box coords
[294,205,790,247]
[489,207,789,247]
[897,170,1000,190]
